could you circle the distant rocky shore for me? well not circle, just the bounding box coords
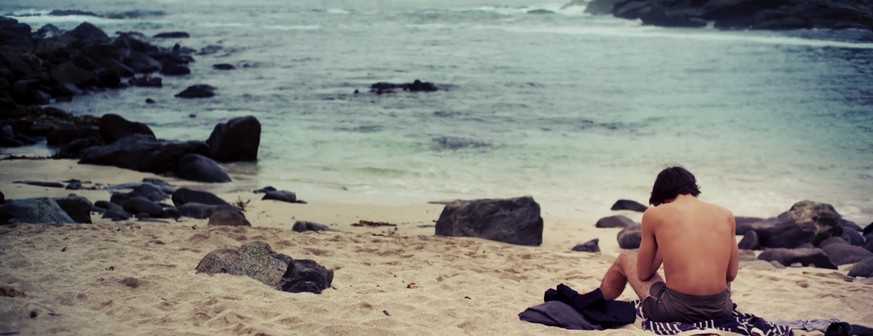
[580,0,873,30]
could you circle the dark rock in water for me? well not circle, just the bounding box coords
[0,198,75,224]
[160,63,190,76]
[262,190,301,204]
[69,22,109,42]
[848,257,873,277]
[54,194,93,224]
[757,248,837,269]
[208,210,251,227]
[98,114,155,144]
[588,0,873,31]
[79,134,210,175]
[595,215,635,228]
[206,116,261,162]
[48,9,99,17]
[432,136,490,150]
[51,62,95,87]
[128,75,163,88]
[172,187,231,207]
[46,126,100,147]
[292,221,336,233]
[738,230,759,250]
[13,180,65,188]
[56,137,104,159]
[253,186,277,194]
[175,154,231,183]
[583,0,623,15]
[153,31,190,38]
[176,203,236,219]
[617,224,642,249]
[0,190,4,204]
[145,98,156,104]
[818,237,873,265]
[213,63,235,70]
[120,196,164,218]
[176,84,215,98]
[435,196,543,246]
[527,9,554,14]
[610,199,648,212]
[195,241,333,294]
[572,238,600,253]
[370,79,438,94]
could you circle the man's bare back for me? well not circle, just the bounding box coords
[638,194,739,296]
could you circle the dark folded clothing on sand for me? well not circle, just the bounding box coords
[518,284,635,330]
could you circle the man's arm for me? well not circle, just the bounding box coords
[726,212,739,282]
[638,209,662,281]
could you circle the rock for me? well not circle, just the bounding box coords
[754,222,817,249]
[583,0,624,14]
[434,196,543,246]
[153,32,190,38]
[69,22,109,42]
[96,201,131,221]
[118,183,171,202]
[206,116,261,162]
[848,257,873,277]
[842,227,865,247]
[610,199,648,212]
[46,126,100,147]
[56,137,104,159]
[175,154,231,183]
[734,217,768,234]
[292,221,336,233]
[98,114,156,144]
[864,222,873,237]
[172,188,231,207]
[195,241,333,294]
[54,194,93,224]
[778,201,843,242]
[128,75,162,87]
[176,203,236,219]
[0,190,4,203]
[213,63,235,70]
[370,80,438,94]
[571,238,600,253]
[757,248,837,270]
[818,237,873,265]
[13,180,65,188]
[595,215,635,228]
[262,190,302,204]
[120,196,164,218]
[0,198,75,224]
[79,134,211,175]
[738,230,760,250]
[617,224,642,249]
[160,63,190,76]
[253,186,277,193]
[175,84,215,98]
[208,210,251,227]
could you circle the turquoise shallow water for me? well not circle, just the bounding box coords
[3,0,873,222]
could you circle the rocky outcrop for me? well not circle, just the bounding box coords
[175,84,215,98]
[195,241,333,294]
[205,116,261,162]
[0,197,75,224]
[584,0,873,31]
[79,134,211,175]
[435,196,543,246]
[172,188,231,207]
[818,237,873,265]
[735,201,846,249]
[54,194,93,223]
[848,257,873,277]
[98,114,154,144]
[595,215,635,228]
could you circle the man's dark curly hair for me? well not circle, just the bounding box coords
[649,166,701,206]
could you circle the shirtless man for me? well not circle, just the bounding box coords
[600,166,739,323]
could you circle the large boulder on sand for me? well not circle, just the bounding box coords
[610,199,647,212]
[98,114,155,144]
[175,154,231,183]
[195,241,333,294]
[739,201,845,249]
[818,237,873,266]
[435,196,543,246]
[757,248,837,269]
[848,257,873,278]
[171,188,231,207]
[54,194,93,223]
[595,215,635,228]
[79,134,210,175]
[0,197,75,224]
[206,116,261,162]
[208,210,251,227]
[617,224,642,249]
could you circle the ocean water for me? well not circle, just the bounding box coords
[4,0,873,223]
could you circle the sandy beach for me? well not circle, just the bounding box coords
[1,160,872,336]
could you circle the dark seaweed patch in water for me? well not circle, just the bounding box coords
[433,111,465,118]
[337,125,383,133]
[46,9,164,19]
[432,136,491,150]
